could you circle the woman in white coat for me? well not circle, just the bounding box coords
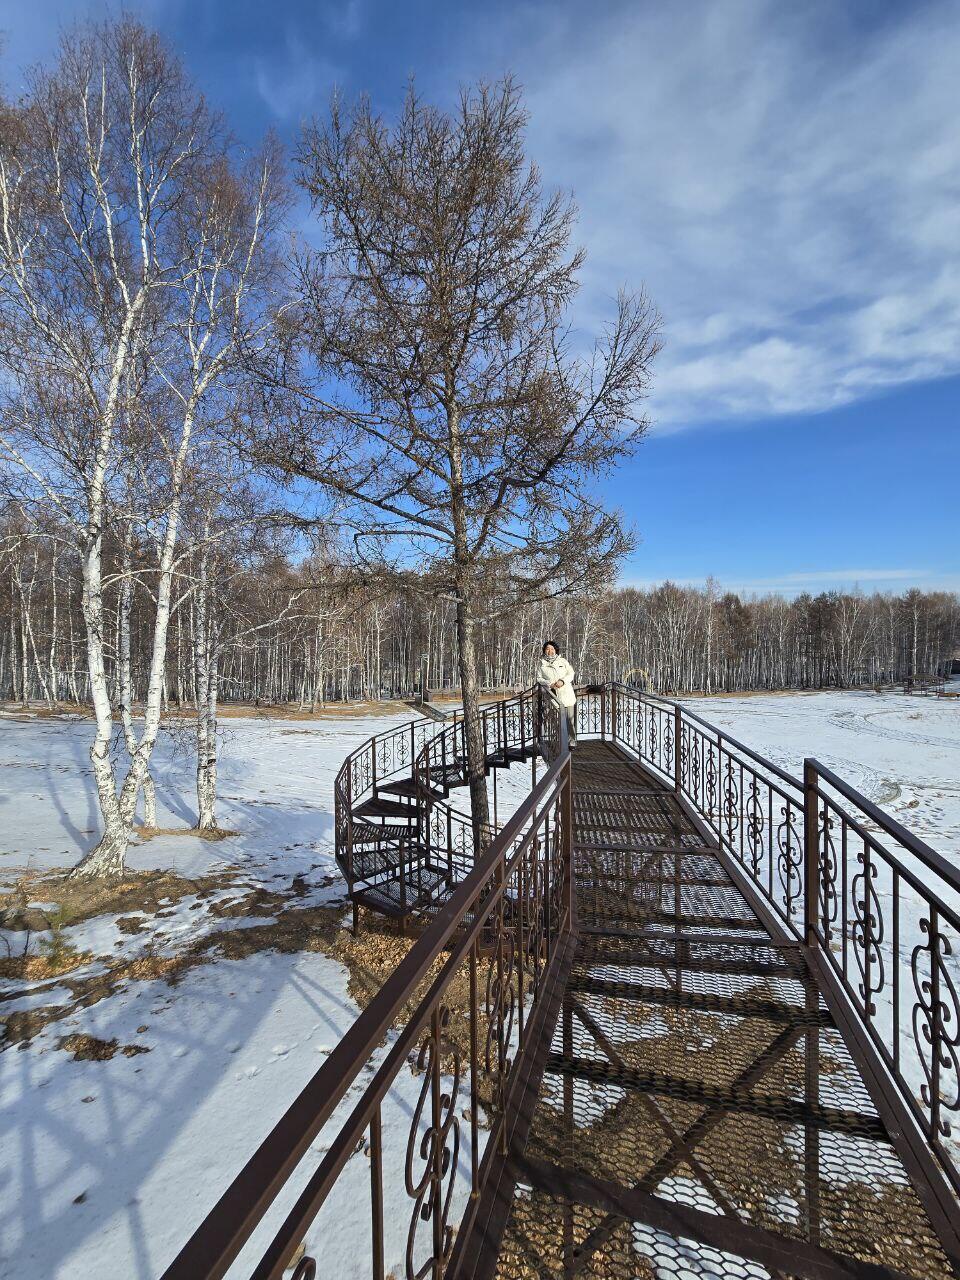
[536,640,578,747]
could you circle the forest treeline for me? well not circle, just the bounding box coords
[3,528,957,705]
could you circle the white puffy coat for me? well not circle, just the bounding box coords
[537,655,577,708]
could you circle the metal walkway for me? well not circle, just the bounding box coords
[165,686,960,1280]
[493,740,952,1279]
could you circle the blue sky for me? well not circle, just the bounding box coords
[2,0,957,595]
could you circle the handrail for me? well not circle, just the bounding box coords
[600,681,960,1206]
[611,681,802,792]
[810,756,960,896]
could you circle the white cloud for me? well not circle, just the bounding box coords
[253,28,341,121]
[450,0,960,426]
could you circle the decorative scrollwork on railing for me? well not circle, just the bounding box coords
[524,837,547,998]
[745,774,765,876]
[405,1008,461,1280]
[351,749,372,800]
[911,919,960,1138]
[663,709,674,779]
[677,721,689,793]
[817,802,839,945]
[721,755,739,853]
[704,740,719,824]
[484,908,517,1117]
[688,728,702,805]
[291,1256,317,1280]
[650,707,661,769]
[776,800,803,918]
[851,844,884,1017]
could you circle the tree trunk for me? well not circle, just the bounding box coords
[71,530,131,879]
[454,589,490,844]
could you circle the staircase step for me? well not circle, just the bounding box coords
[349,821,414,844]
[354,798,418,821]
[379,779,445,801]
[354,865,447,918]
[378,778,419,798]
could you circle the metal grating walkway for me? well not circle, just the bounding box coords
[493,740,952,1280]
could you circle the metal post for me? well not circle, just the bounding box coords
[673,704,682,796]
[600,684,607,740]
[370,1109,385,1280]
[562,758,574,930]
[803,759,820,947]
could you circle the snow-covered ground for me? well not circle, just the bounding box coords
[0,689,958,1279]
[0,708,446,1280]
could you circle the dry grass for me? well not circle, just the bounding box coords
[133,825,237,842]
[0,868,238,933]
[57,1033,151,1061]
[0,949,92,982]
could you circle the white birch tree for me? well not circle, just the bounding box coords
[0,20,285,876]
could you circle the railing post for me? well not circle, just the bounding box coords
[562,757,574,931]
[803,759,820,947]
[674,704,682,796]
[600,685,607,739]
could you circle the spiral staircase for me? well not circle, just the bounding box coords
[333,687,554,925]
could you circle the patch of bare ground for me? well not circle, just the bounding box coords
[0,949,92,982]
[0,868,239,933]
[214,700,411,720]
[57,1033,151,1061]
[0,872,477,1069]
[678,687,833,700]
[133,825,238,841]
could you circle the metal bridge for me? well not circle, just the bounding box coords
[165,684,960,1280]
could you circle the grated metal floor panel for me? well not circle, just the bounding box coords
[493,740,954,1280]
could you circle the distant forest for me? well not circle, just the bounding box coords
[2,531,957,705]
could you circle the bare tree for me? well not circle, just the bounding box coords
[0,20,284,876]
[254,78,660,835]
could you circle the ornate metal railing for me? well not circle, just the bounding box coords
[602,681,960,1204]
[335,689,552,912]
[414,687,556,887]
[805,759,960,1201]
[164,697,570,1280]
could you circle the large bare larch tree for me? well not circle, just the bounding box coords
[256,79,660,833]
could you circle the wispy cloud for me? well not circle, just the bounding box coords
[253,29,342,121]
[453,0,960,427]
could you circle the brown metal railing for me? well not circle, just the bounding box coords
[602,681,960,1208]
[805,758,960,1202]
[163,697,568,1280]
